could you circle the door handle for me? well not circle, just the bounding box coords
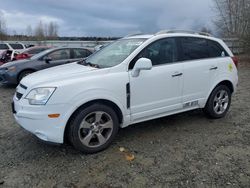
[210,66,218,70]
[172,73,183,77]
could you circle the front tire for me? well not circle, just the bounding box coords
[204,85,231,119]
[68,103,119,154]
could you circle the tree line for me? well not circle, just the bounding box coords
[213,0,250,52]
[0,11,60,40]
[0,12,119,41]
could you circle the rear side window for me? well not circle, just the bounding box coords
[0,44,9,50]
[47,49,70,61]
[9,43,24,49]
[207,40,228,57]
[180,37,210,61]
[73,49,92,58]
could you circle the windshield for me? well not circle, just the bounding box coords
[86,38,146,68]
[30,49,52,60]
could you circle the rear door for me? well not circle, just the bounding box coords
[179,37,219,108]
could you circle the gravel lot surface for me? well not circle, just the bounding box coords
[0,60,250,187]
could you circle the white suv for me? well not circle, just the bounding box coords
[0,42,26,54]
[12,31,238,153]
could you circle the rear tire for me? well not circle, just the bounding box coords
[18,70,34,83]
[203,85,231,119]
[68,103,119,154]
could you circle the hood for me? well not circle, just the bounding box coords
[21,62,103,87]
[0,59,30,68]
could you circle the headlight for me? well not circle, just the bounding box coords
[7,66,16,72]
[25,87,56,105]
[0,67,8,71]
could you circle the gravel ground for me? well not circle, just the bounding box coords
[0,60,250,188]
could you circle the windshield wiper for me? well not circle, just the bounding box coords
[77,58,87,65]
[77,59,100,68]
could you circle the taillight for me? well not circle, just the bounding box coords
[231,56,238,68]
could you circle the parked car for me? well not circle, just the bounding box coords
[14,46,52,60]
[12,31,238,153]
[94,43,110,52]
[8,42,26,51]
[0,50,19,65]
[0,42,12,55]
[0,47,92,84]
[0,42,26,54]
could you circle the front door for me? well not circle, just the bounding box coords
[129,37,183,122]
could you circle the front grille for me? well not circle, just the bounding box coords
[15,83,27,100]
[20,84,27,90]
[16,92,23,100]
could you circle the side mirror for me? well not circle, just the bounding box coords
[131,58,152,77]
[44,56,52,63]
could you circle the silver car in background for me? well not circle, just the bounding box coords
[0,47,92,85]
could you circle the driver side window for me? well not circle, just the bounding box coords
[129,38,178,69]
[46,49,70,61]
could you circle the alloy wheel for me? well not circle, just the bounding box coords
[78,111,114,148]
[213,89,229,115]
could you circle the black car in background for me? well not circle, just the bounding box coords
[0,47,92,85]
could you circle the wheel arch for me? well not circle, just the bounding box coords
[17,68,36,83]
[64,99,124,143]
[205,80,234,107]
[213,80,234,94]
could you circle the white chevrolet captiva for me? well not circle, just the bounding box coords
[13,31,238,153]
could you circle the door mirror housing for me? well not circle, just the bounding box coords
[131,58,152,77]
[44,56,52,63]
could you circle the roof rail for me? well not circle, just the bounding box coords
[125,32,143,37]
[155,30,212,37]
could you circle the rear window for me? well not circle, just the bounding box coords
[207,40,228,57]
[9,43,24,49]
[0,44,9,50]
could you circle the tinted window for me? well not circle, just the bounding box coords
[180,37,210,61]
[0,44,9,50]
[207,40,228,57]
[28,48,48,55]
[73,49,91,58]
[129,38,178,69]
[9,43,24,49]
[47,49,70,61]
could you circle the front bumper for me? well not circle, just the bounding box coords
[13,97,68,143]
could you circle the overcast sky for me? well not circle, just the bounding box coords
[0,0,216,37]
